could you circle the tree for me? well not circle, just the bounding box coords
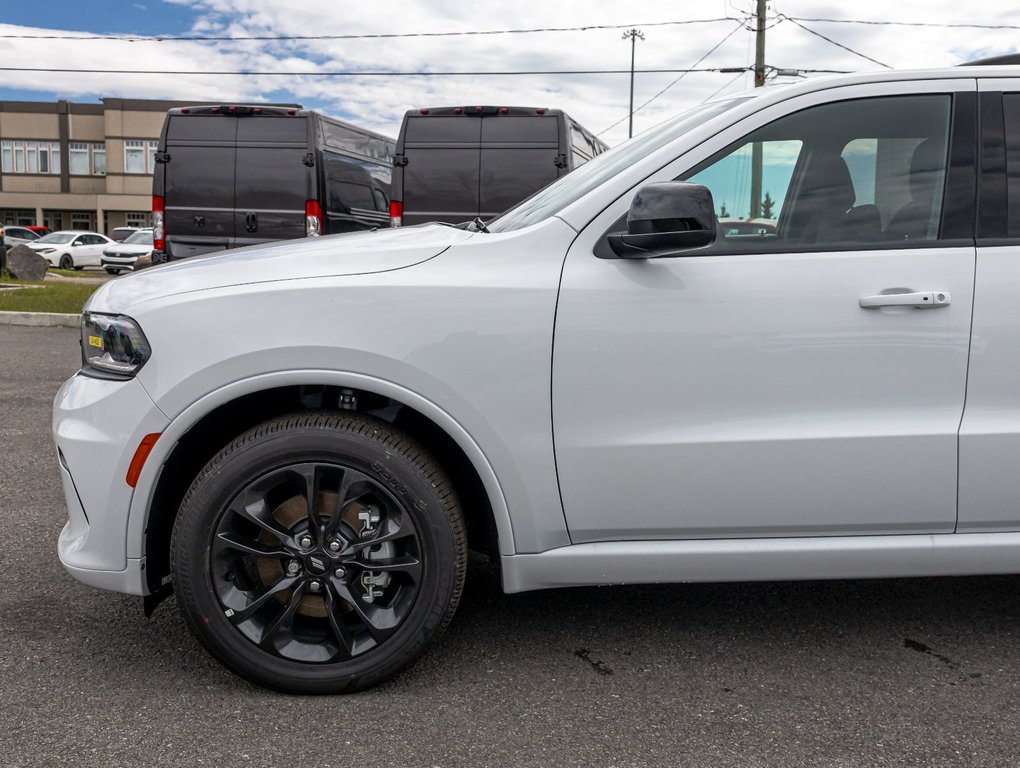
[761,191,775,219]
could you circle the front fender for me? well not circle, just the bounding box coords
[127,369,516,561]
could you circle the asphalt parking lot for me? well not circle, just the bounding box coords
[3,323,1020,767]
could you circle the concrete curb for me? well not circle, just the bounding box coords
[0,311,79,328]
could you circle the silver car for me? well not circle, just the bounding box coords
[101,229,154,274]
[53,65,1020,693]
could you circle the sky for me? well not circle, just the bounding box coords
[0,0,1016,146]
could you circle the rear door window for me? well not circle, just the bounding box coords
[404,117,480,142]
[166,114,236,142]
[481,116,558,142]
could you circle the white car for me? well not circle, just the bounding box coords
[29,230,114,270]
[101,229,154,274]
[52,63,1020,693]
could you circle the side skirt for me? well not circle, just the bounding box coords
[500,533,1020,594]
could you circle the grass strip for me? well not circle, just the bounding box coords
[0,277,96,314]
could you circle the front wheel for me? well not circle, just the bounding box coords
[171,412,467,693]
[58,254,73,270]
[105,268,120,275]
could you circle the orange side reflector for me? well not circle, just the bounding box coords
[126,433,161,488]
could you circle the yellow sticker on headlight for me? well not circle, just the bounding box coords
[88,335,103,348]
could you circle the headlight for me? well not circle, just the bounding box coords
[81,312,151,378]
[37,247,55,254]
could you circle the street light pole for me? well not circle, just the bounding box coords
[622,28,645,139]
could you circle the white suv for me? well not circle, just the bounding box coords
[53,66,1020,693]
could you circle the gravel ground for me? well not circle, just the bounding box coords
[2,324,1020,767]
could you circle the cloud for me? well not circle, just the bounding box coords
[2,0,1019,144]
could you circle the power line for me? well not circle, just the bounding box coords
[0,17,747,42]
[0,65,746,77]
[788,16,1020,31]
[780,16,891,69]
[700,69,748,102]
[597,21,749,136]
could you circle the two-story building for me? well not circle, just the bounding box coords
[0,98,199,234]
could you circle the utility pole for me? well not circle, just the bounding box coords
[622,28,645,139]
[749,0,767,219]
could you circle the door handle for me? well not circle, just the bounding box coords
[859,291,951,309]
[245,213,258,233]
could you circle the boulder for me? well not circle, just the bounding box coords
[6,244,48,281]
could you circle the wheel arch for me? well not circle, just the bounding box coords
[128,370,514,594]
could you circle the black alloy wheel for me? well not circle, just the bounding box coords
[59,254,73,269]
[171,412,467,693]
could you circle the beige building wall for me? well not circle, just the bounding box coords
[0,113,59,139]
[0,97,202,232]
[67,113,105,142]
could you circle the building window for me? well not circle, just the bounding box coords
[69,142,104,175]
[92,144,106,175]
[69,143,89,175]
[70,211,93,230]
[1,140,60,174]
[124,140,146,173]
[125,211,150,227]
[124,139,158,174]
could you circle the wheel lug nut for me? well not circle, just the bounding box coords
[334,566,347,579]
[328,540,342,552]
[308,579,322,592]
[298,534,314,548]
[286,560,301,576]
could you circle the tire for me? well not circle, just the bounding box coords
[58,254,73,270]
[171,411,467,694]
[105,268,120,275]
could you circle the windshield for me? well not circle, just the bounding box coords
[487,99,746,233]
[124,230,153,244]
[37,232,76,244]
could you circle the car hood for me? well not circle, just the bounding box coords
[89,224,475,314]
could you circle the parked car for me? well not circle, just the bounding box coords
[28,230,114,269]
[1,225,41,248]
[718,217,777,236]
[55,64,1020,694]
[152,104,394,262]
[390,106,608,227]
[109,226,142,243]
[101,229,153,274]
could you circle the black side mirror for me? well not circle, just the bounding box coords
[606,181,716,259]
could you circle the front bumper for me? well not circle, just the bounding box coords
[53,372,169,594]
[101,256,139,270]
